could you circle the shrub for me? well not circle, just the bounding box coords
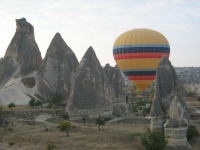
[8,102,16,108]
[34,100,42,107]
[187,124,199,140]
[8,142,15,146]
[58,121,72,137]
[137,100,147,106]
[47,102,54,109]
[45,141,57,150]
[8,128,13,131]
[29,98,35,108]
[95,115,105,130]
[132,106,138,112]
[140,129,168,150]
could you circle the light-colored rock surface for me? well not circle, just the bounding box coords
[184,84,200,96]
[0,74,38,105]
[165,127,192,150]
[150,116,164,131]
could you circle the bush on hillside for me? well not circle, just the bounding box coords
[187,124,199,140]
[34,100,42,107]
[140,129,168,150]
[29,98,35,108]
[8,102,16,108]
[58,121,72,137]
[95,115,105,130]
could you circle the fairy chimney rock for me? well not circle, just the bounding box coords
[36,32,79,101]
[0,18,42,85]
[67,46,115,119]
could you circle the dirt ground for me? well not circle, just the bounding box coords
[0,117,149,150]
[0,97,200,150]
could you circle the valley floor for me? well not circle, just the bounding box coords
[1,97,200,150]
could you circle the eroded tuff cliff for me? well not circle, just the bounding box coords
[150,56,191,150]
[0,18,42,85]
[67,47,115,119]
[104,64,125,98]
[36,33,79,101]
[150,56,187,117]
[104,64,133,117]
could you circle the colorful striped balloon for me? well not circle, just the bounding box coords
[113,28,170,92]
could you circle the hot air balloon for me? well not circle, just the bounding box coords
[113,28,170,92]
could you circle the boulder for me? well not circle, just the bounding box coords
[36,33,79,101]
[0,18,42,85]
[67,47,115,119]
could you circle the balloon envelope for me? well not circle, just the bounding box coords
[113,28,170,92]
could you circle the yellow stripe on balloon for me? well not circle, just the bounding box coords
[114,29,169,46]
[130,80,154,92]
[115,58,161,70]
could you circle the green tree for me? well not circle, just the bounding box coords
[187,125,199,140]
[140,129,168,150]
[29,98,35,108]
[34,100,42,107]
[95,115,105,130]
[8,102,16,108]
[57,121,72,137]
[49,92,62,105]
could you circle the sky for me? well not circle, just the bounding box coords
[0,0,199,67]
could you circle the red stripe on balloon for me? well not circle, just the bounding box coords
[127,76,156,80]
[114,53,169,60]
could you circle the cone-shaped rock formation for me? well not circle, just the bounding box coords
[104,64,133,117]
[150,56,191,150]
[36,33,79,101]
[150,56,187,117]
[67,47,115,119]
[0,18,42,85]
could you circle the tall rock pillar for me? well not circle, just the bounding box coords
[150,56,191,150]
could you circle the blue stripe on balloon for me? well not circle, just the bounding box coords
[123,71,156,76]
[113,47,170,55]
[113,44,170,49]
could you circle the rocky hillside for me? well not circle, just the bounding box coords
[0,18,132,119]
[175,67,200,96]
[175,67,200,84]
